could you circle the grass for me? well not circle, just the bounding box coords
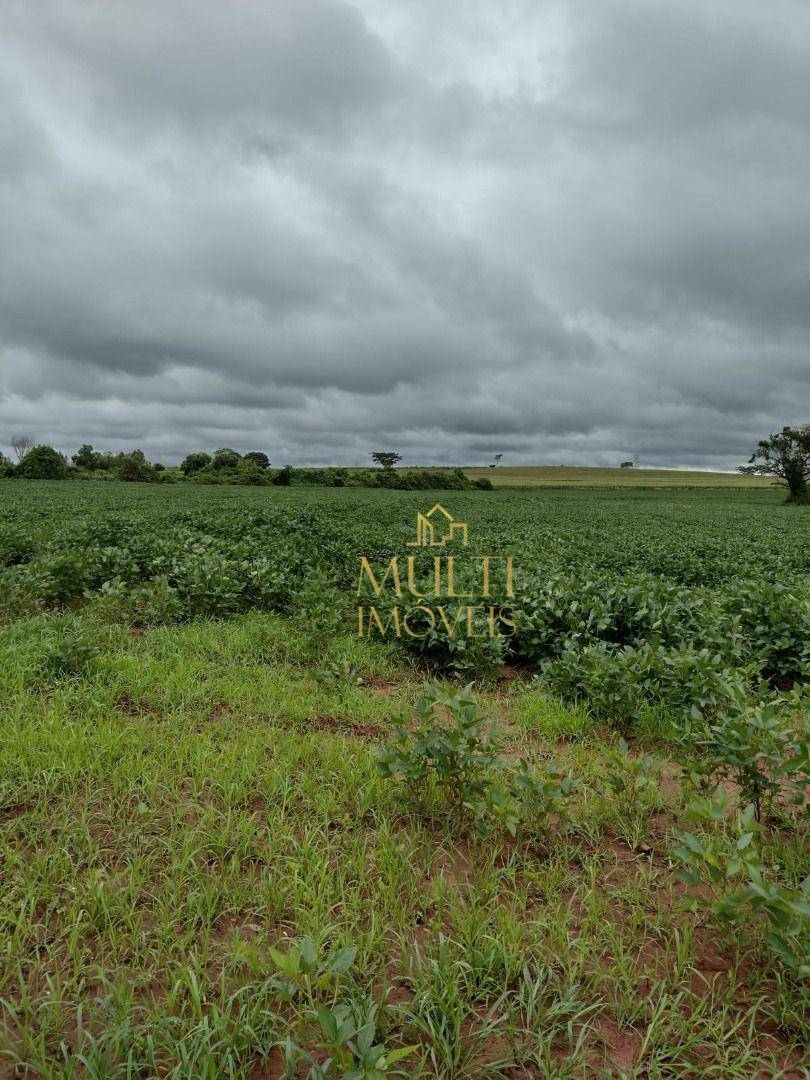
[463,466,773,487]
[0,606,806,1077]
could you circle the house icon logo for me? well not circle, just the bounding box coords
[407,503,469,547]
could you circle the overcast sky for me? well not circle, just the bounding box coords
[1,0,808,469]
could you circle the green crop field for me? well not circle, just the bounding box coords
[0,480,807,1077]
[463,466,772,487]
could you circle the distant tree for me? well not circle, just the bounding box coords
[620,460,634,469]
[180,452,212,475]
[740,425,810,501]
[72,443,97,469]
[116,450,157,483]
[17,444,68,479]
[493,453,503,467]
[0,452,14,478]
[212,448,241,469]
[239,469,267,485]
[272,464,293,486]
[10,435,34,462]
[242,451,271,469]
[371,451,402,470]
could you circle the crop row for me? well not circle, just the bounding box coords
[1,488,807,727]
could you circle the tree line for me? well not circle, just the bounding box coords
[0,442,494,490]
[2,426,808,499]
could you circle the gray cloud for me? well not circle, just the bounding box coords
[0,0,808,468]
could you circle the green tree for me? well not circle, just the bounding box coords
[180,452,212,475]
[272,464,293,486]
[242,450,271,469]
[116,450,157,483]
[72,443,97,469]
[371,451,401,470]
[212,448,241,469]
[740,425,810,501]
[17,445,68,479]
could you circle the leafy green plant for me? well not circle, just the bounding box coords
[269,940,416,1078]
[0,526,34,567]
[596,736,667,847]
[542,640,753,731]
[673,791,810,977]
[284,1000,416,1079]
[38,617,99,678]
[678,699,809,822]
[299,571,345,650]
[601,737,666,801]
[376,683,502,821]
[508,759,578,837]
[267,936,357,1007]
[127,575,184,624]
[313,657,362,686]
[723,580,810,684]
[377,684,576,836]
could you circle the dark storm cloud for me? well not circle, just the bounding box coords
[0,0,808,467]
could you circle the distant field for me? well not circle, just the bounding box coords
[464,465,772,487]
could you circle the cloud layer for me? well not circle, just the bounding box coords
[1,0,808,467]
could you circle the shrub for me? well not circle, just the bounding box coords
[297,571,344,648]
[16,445,68,479]
[246,554,298,613]
[272,465,293,486]
[128,576,184,625]
[170,552,249,617]
[239,469,271,486]
[191,459,274,485]
[512,572,731,662]
[380,593,509,678]
[116,450,158,483]
[180,452,211,475]
[372,467,475,490]
[72,444,97,469]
